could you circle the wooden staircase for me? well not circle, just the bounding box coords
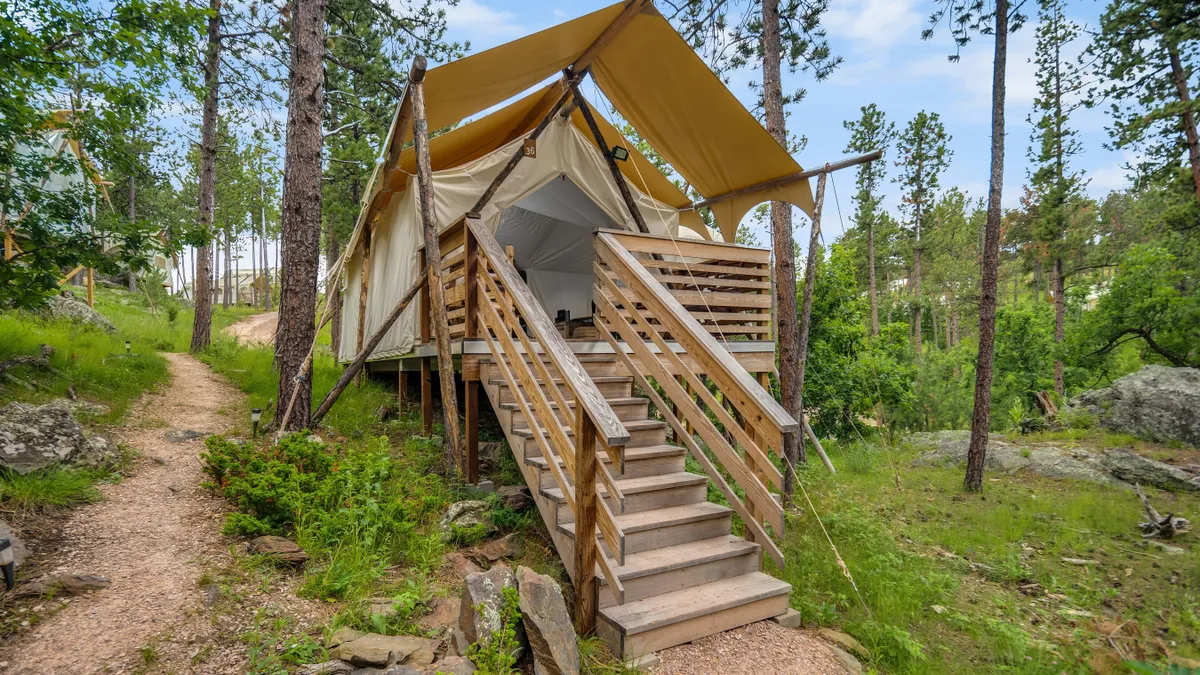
[432,216,798,660]
[480,353,791,658]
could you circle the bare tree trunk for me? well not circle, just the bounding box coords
[796,173,828,469]
[327,221,342,359]
[762,0,803,499]
[127,174,138,292]
[189,0,221,353]
[868,221,879,335]
[223,226,232,309]
[251,225,257,307]
[1168,46,1200,202]
[1034,259,1041,304]
[1053,256,1065,400]
[913,221,922,360]
[275,0,325,432]
[965,0,1009,493]
[261,177,271,311]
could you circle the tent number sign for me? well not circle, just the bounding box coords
[523,138,537,158]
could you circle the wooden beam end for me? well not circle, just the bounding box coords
[410,55,428,84]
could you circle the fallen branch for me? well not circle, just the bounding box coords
[0,344,55,376]
[310,269,427,428]
[1135,483,1191,539]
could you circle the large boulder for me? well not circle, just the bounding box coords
[44,294,115,333]
[516,566,579,675]
[327,633,438,668]
[1066,366,1200,448]
[0,400,116,474]
[459,564,524,659]
[439,500,492,542]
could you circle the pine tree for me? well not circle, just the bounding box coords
[843,103,896,336]
[894,111,951,360]
[1028,0,1084,400]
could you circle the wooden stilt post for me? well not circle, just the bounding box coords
[574,411,599,636]
[399,369,409,410]
[421,357,433,436]
[411,56,464,471]
[465,381,479,484]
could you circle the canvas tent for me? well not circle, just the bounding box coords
[340,0,818,363]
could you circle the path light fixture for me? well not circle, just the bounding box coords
[0,538,14,590]
[610,145,629,162]
[125,340,131,356]
[251,408,262,439]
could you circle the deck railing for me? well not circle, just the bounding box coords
[593,230,796,567]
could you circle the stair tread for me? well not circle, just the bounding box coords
[600,572,790,636]
[500,396,645,411]
[542,472,707,503]
[526,444,684,469]
[512,418,665,439]
[481,353,618,363]
[559,501,731,536]
[488,375,631,386]
[604,535,760,582]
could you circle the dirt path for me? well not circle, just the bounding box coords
[1,354,243,674]
[223,311,278,345]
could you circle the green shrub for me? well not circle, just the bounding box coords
[467,586,522,675]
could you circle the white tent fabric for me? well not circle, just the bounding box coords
[339,117,683,362]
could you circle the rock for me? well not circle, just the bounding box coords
[447,628,470,657]
[11,573,110,599]
[297,661,354,675]
[165,429,206,443]
[366,597,399,618]
[816,628,869,661]
[471,533,522,563]
[431,655,477,675]
[328,627,367,648]
[418,597,460,634]
[516,566,579,675]
[826,645,863,675]
[0,400,118,474]
[375,403,398,423]
[459,563,523,658]
[771,608,802,628]
[1067,366,1200,448]
[496,485,532,512]
[0,520,28,570]
[1101,450,1198,492]
[201,584,221,608]
[444,551,483,580]
[248,536,309,565]
[329,634,440,668]
[439,500,493,541]
[44,294,116,332]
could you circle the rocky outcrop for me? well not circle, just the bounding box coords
[1066,365,1200,448]
[44,294,116,333]
[459,564,523,659]
[0,400,117,474]
[517,566,579,675]
[439,500,493,541]
[908,430,1198,491]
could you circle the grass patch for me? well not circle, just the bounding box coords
[781,437,1200,673]
[0,467,106,514]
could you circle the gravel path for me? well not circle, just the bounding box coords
[0,353,239,674]
[223,311,278,345]
[652,621,853,675]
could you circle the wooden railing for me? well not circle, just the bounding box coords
[447,216,631,610]
[595,229,772,341]
[593,231,796,567]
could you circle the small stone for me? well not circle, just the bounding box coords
[168,484,181,493]
[472,533,522,563]
[327,627,366,648]
[931,605,947,614]
[248,536,309,565]
[10,573,110,599]
[201,584,221,608]
[297,661,354,675]
[444,552,482,580]
[418,596,460,634]
[827,645,863,675]
[431,655,476,675]
[770,608,802,628]
[816,628,869,660]
[495,485,532,512]
[365,597,399,618]
[165,429,206,443]
[1061,557,1097,566]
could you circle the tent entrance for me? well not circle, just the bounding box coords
[494,174,621,326]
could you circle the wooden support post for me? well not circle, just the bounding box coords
[412,58,464,472]
[465,380,479,484]
[571,90,650,234]
[421,357,433,436]
[574,412,599,636]
[355,226,372,386]
[398,369,408,409]
[86,268,94,308]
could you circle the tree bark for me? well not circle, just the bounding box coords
[965,0,1009,493]
[275,0,325,431]
[189,0,221,353]
[913,216,922,360]
[327,220,343,359]
[127,174,138,292]
[796,173,828,468]
[868,220,879,335]
[261,177,271,311]
[223,226,232,308]
[251,224,257,307]
[762,0,803,499]
[1168,46,1200,202]
[1053,256,1065,400]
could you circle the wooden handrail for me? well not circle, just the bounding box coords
[595,232,797,448]
[470,219,630,448]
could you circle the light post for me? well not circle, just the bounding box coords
[251,408,262,439]
[125,340,131,356]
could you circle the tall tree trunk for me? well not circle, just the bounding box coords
[762,0,804,498]
[1053,256,1065,399]
[796,173,828,469]
[251,226,257,307]
[190,0,220,353]
[275,0,325,431]
[327,222,342,359]
[965,0,1009,493]
[223,226,232,309]
[1034,259,1041,303]
[1168,46,1200,202]
[868,221,879,335]
[261,177,271,311]
[913,215,922,360]
[127,174,138,292]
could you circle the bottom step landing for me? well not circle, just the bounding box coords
[597,573,791,659]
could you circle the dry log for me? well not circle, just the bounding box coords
[1135,483,1191,539]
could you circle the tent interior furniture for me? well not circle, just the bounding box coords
[338,0,821,659]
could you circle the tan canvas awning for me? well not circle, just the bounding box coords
[367,0,814,243]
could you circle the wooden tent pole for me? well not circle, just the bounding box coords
[570,89,650,234]
[411,56,465,472]
[311,269,426,427]
[684,149,883,213]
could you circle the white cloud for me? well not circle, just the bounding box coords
[825,0,920,50]
[906,27,1038,120]
[444,0,525,42]
[552,8,566,19]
